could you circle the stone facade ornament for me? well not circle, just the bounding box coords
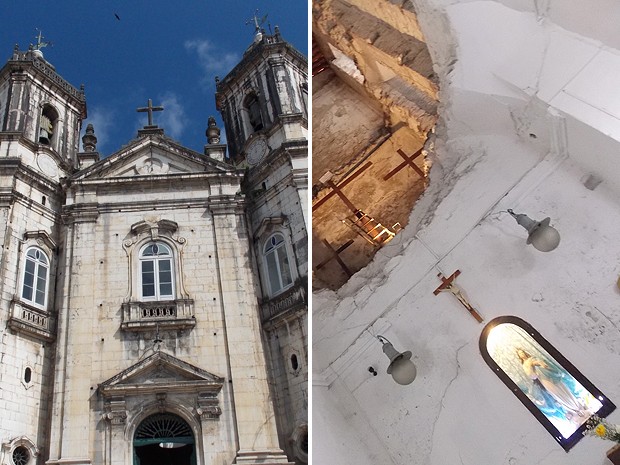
[103,399,127,426]
[197,392,223,420]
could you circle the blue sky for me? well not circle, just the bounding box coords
[0,1,308,155]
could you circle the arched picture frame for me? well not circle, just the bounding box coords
[480,316,615,451]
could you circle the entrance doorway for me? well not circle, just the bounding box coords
[133,413,196,465]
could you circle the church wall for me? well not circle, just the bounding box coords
[314,0,620,463]
[55,204,234,455]
[47,171,284,464]
[0,172,62,457]
[262,312,308,462]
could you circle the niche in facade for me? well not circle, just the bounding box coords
[39,104,58,146]
[479,316,616,451]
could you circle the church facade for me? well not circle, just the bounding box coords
[0,25,307,465]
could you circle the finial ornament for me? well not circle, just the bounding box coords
[82,124,98,152]
[206,116,221,144]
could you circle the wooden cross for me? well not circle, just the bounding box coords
[315,239,354,277]
[312,161,372,213]
[383,148,425,181]
[137,99,164,127]
[433,270,484,323]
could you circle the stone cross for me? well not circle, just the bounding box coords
[433,270,484,323]
[137,99,164,127]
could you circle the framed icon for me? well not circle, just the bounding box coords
[480,316,615,451]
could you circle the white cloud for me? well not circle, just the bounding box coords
[184,39,239,80]
[157,92,187,139]
[81,106,114,154]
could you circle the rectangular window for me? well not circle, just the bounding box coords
[158,259,173,297]
[277,249,293,287]
[22,260,35,301]
[142,261,155,297]
[266,252,280,295]
[35,265,47,305]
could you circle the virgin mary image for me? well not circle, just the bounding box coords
[485,322,603,439]
[516,348,590,419]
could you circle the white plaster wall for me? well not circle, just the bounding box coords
[313,0,620,463]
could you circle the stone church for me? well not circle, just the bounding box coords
[313,0,620,464]
[0,24,307,465]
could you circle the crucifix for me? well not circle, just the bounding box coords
[137,99,164,127]
[384,148,426,181]
[433,270,484,323]
[314,239,354,277]
[312,161,372,213]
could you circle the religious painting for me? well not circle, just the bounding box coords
[479,316,615,451]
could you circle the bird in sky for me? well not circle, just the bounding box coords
[114,13,121,21]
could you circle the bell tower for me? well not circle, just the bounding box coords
[216,20,309,465]
[0,38,87,463]
[0,40,87,169]
[215,24,307,166]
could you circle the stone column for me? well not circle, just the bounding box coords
[47,212,98,465]
[209,195,292,465]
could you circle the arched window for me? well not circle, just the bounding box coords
[244,93,263,132]
[139,242,174,300]
[21,247,49,308]
[263,233,293,296]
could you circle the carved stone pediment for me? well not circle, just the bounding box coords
[99,351,224,397]
[73,136,236,181]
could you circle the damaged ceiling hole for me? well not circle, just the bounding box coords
[312,0,440,290]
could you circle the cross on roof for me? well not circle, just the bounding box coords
[34,29,52,51]
[246,9,268,31]
[137,99,164,127]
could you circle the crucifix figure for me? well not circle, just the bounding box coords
[137,99,164,127]
[433,270,484,323]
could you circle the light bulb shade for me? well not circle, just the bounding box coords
[389,356,417,385]
[382,342,417,385]
[508,210,560,252]
[526,217,560,252]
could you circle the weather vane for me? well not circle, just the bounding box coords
[246,9,268,32]
[33,29,52,51]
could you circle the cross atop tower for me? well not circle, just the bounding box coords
[246,9,268,32]
[33,29,52,51]
[136,99,164,127]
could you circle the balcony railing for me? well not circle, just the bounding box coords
[259,283,307,323]
[121,299,195,331]
[8,300,55,342]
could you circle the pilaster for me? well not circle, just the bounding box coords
[209,195,289,463]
